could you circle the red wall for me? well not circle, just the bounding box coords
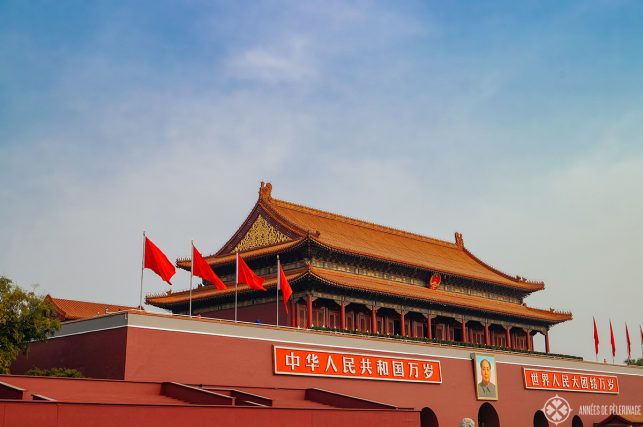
[11,327,127,379]
[12,322,643,427]
[122,327,643,427]
[0,401,418,427]
[201,301,289,326]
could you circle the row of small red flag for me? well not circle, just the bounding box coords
[143,236,292,312]
[593,317,641,360]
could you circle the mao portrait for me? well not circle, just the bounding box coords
[473,354,498,400]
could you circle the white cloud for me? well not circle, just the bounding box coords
[2,0,642,363]
[226,35,317,84]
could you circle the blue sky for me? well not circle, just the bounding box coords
[1,1,642,362]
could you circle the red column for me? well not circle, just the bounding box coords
[371,306,377,334]
[290,299,296,327]
[307,294,313,328]
[400,310,406,336]
[340,302,346,330]
[545,331,550,353]
[427,316,433,340]
[461,319,467,343]
[484,322,490,346]
[527,329,532,351]
[506,326,512,349]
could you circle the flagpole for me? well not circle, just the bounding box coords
[276,256,280,327]
[626,322,629,361]
[139,231,146,309]
[593,317,597,362]
[235,250,238,322]
[610,319,615,364]
[189,240,194,318]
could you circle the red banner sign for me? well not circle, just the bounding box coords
[523,368,619,394]
[274,346,442,383]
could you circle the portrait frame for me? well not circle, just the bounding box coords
[472,353,498,401]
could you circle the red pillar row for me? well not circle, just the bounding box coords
[506,326,512,349]
[461,319,467,343]
[290,299,296,327]
[340,302,346,330]
[371,306,377,334]
[545,331,550,353]
[400,310,406,336]
[484,322,490,346]
[306,294,313,328]
[427,316,433,340]
[527,329,532,352]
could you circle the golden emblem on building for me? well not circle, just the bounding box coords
[234,215,290,252]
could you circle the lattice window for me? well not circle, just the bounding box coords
[376,316,384,334]
[296,303,307,328]
[413,321,425,338]
[313,306,326,328]
[469,328,486,345]
[328,310,339,329]
[357,312,369,333]
[345,312,355,331]
[491,330,507,347]
[511,330,528,350]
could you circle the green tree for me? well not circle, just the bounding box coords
[25,367,83,378]
[625,357,643,366]
[0,276,60,373]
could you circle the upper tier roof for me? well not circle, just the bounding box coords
[196,182,544,292]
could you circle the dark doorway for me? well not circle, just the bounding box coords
[478,402,500,427]
[393,319,401,335]
[453,323,463,342]
[572,416,583,427]
[534,410,549,427]
[420,407,439,427]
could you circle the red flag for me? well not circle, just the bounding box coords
[609,320,616,358]
[593,317,600,357]
[237,254,266,291]
[625,323,631,359]
[192,245,226,290]
[144,237,175,285]
[278,264,293,314]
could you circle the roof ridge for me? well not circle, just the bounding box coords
[525,305,573,317]
[270,197,458,249]
[177,238,307,268]
[272,192,542,288]
[307,237,542,291]
[212,183,307,257]
[214,200,263,256]
[461,246,543,288]
[48,296,136,309]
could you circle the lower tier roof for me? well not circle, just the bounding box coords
[146,266,571,324]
